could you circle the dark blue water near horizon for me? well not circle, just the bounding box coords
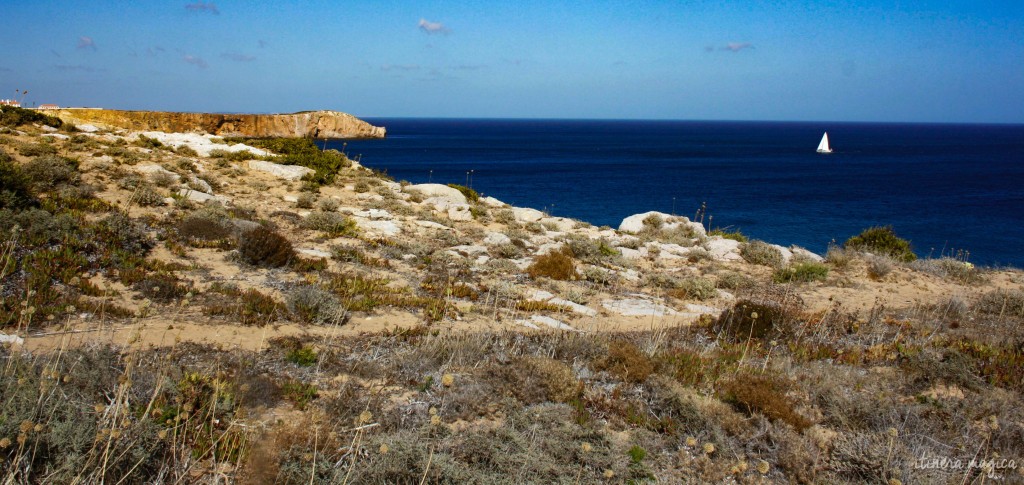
[333,119,1024,267]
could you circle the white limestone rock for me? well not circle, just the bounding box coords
[549,298,598,317]
[706,237,743,261]
[355,219,401,237]
[248,160,315,181]
[540,217,576,232]
[448,245,488,257]
[618,211,706,237]
[404,183,467,204]
[188,176,213,193]
[480,196,506,208]
[602,298,680,317]
[512,207,544,223]
[177,189,230,204]
[296,248,331,259]
[791,246,824,262]
[529,315,576,331]
[282,195,299,203]
[447,204,473,221]
[77,123,99,133]
[415,220,452,231]
[136,164,181,183]
[483,232,512,246]
[0,332,24,345]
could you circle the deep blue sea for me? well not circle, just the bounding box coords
[333,119,1024,267]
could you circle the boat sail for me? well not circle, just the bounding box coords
[817,132,833,154]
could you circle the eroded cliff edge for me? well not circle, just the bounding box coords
[53,109,386,139]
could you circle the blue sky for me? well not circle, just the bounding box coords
[1,0,1021,122]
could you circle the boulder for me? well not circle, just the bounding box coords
[791,246,824,262]
[618,211,706,237]
[415,220,452,231]
[296,248,331,259]
[248,160,315,181]
[706,237,742,261]
[512,207,544,223]
[76,123,99,133]
[549,298,598,317]
[483,232,512,246]
[188,176,213,193]
[447,204,473,221]
[539,217,576,232]
[405,184,467,204]
[480,196,506,207]
[528,315,577,331]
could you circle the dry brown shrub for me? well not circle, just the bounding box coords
[238,226,293,268]
[594,339,654,383]
[482,356,581,404]
[526,246,578,280]
[720,372,812,431]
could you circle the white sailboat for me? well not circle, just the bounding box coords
[817,132,833,154]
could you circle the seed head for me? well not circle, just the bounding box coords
[581,442,592,453]
[0,437,11,448]
[379,444,389,454]
[703,443,715,455]
[603,470,615,479]
[441,373,455,387]
[358,410,373,425]
[757,460,770,474]
[19,421,34,433]
[685,436,697,447]
[430,415,441,426]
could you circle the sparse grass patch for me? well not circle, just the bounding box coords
[708,228,747,242]
[720,372,812,431]
[595,339,654,383]
[773,261,829,283]
[301,211,358,237]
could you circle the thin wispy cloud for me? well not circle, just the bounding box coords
[185,2,219,14]
[448,64,486,71]
[723,42,754,52]
[380,64,421,72]
[183,55,208,68]
[0,67,12,73]
[418,18,449,35]
[77,36,97,50]
[55,64,98,72]
[146,46,166,57]
[51,50,62,58]
[257,39,268,48]
[221,52,255,62]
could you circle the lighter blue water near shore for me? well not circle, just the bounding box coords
[334,119,1024,267]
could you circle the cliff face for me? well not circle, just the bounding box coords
[53,109,386,139]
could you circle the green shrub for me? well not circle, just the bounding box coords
[22,155,80,192]
[281,380,319,410]
[739,240,784,268]
[447,183,479,203]
[134,134,164,149]
[714,299,794,342]
[0,105,63,128]
[286,346,318,366]
[96,212,154,256]
[844,225,916,262]
[176,211,233,242]
[772,262,829,283]
[133,272,190,303]
[677,277,717,300]
[204,284,281,326]
[628,445,647,464]
[0,149,36,209]
[709,228,748,242]
[301,211,358,237]
[526,246,577,280]
[238,226,294,268]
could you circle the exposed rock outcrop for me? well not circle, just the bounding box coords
[54,109,385,139]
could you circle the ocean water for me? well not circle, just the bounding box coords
[334,119,1024,267]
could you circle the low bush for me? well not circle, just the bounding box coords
[673,277,717,301]
[594,339,654,383]
[0,149,35,209]
[844,225,917,262]
[133,272,190,303]
[286,346,318,366]
[739,240,784,267]
[773,262,829,283]
[301,211,358,237]
[204,284,281,326]
[865,256,893,280]
[238,226,293,268]
[714,298,795,342]
[286,285,349,326]
[825,244,853,269]
[910,257,983,283]
[720,372,811,431]
[22,155,80,192]
[526,247,577,280]
[974,289,1024,317]
[708,228,748,242]
[176,211,233,242]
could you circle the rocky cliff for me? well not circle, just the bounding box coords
[53,109,386,139]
